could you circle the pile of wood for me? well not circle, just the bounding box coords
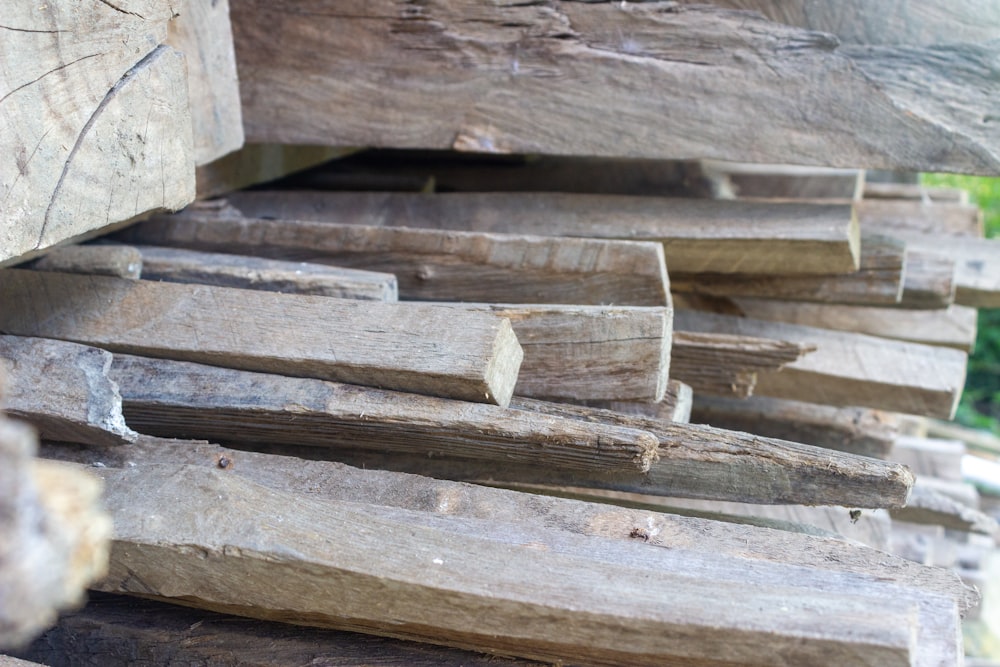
[3,1,1000,665]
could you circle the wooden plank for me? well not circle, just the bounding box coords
[423,303,669,402]
[0,270,523,407]
[230,1,1000,174]
[196,144,353,199]
[892,235,1000,308]
[226,191,861,276]
[583,380,694,424]
[116,213,670,306]
[0,336,136,447]
[858,199,983,238]
[690,395,898,459]
[670,234,905,306]
[890,437,966,482]
[675,310,967,419]
[694,161,864,200]
[898,251,956,309]
[732,299,978,351]
[135,245,399,302]
[0,4,194,266]
[28,245,142,280]
[928,420,1000,459]
[892,482,999,535]
[109,354,658,474]
[166,0,245,165]
[670,331,813,398]
[864,183,969,205]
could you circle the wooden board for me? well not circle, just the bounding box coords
[893,235,1000,308]
[230,1,1000,174]
[891,437,966,482]
[195,144,352,199]
[898,251,956,309]
[116,213,670,306]
[864,183,969,204]
[695,161,864,200]
[29,245,142,280]
[675,310,967,419]
[892,482,999,535]
[583,379,693,424]
[858,199,983,238]
[0,270,523,407]
[0,3,195,266]
[227,191,861,276]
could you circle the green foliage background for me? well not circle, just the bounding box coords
[921,174,1000,432]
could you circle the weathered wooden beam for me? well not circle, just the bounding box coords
[893,235,1000,308]
[230,1,1000,174]
[0,336,136,447]
[135,245,398,301]
[732,299,978,351]
[858,199,983,238]
[227,191,861,276]
[116,213,670,306]
[670,234,905,306]
[0,3,195,266]
[675,310,967,419]
[0,270,523,407]
[690,395,898,460]
[109,354,658,474]
[27,245,142,280]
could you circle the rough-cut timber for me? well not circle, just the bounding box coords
[28,245,142,280]
[898,251,957,309]
[690,396,898,460]
[671,234,906,306]
[733,299,978,351]
[894,235,1000,308]
[231,1,1000,174]
[858,199,983,238]
[0,2,195,267]
[108,354,659,474]
[135,245,399,301]
[425,303,670,401]
[675,310,967,419]
[227,191,861,275]
[117,213,670,306]
[0,336,136,447]
[0,270,523,407]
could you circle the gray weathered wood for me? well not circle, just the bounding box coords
[28,245,142,280]
[898,251,957,309]
[891,437,966,483]
[676,310,967,419]
[670,234,906,306]
[231,1,1000,174]
[227,191,861,275]
[859,199,983,238]
[0,3,195,266]
[690,395,898,460]
[892,482,999,536]
[864,183,969,205]
[0,336,136,447]
[583,380,693,424]
[135,245,398,301]
[695,161,864,200]
[893,235,1000,308]
[116,213,670,306]
[109,354,658,474]
[0,270,523,407]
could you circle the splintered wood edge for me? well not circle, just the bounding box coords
[484,319,523,408]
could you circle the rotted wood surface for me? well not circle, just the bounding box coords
[117,213,671,306]
[28,245,142,280]
[135,245,399,301]
[0,336,136,447]
[670,234,906,306]
[675,310,967,419]
[690,395,898,460]
[0,2,195,266]
[108,354,658,474]
[0,270,523,407]
[231,0,1000,174]
[227,190,861,275]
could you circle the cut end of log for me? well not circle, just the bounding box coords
[484,319,523,408]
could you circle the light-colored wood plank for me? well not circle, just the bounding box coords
[928,420,1000,459]
[675,310,967,419]
[864,183,969,204]
[695,161,864,200]
[116,213,670,306]
[732,299,978,351]
[109,354,658,474]
[227,191,861,276]
[0,270,523,407]
[582,380,693,424]
[898,250,956,309]
[858,199,983,237]
[670,234,905,306]
[890,437,966,482]
[0,336,136,448]
[29,245,142,280]
[135,244,398,301]
[892,482,999,535]
[0,3,195,266]
[195,144,353,199]
[894,235,1000,308]
[231,1,1000,173]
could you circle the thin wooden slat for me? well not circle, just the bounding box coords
[116,213,670,306]
[28,245,142,280]
[863,183,969,205]
[675,310,967,419]
[0,270,523,407]
[858,199,983,238]
[135,244,399,301]
[226,190,861,276]
[108,354,659,474]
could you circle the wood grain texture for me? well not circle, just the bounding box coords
[0,270,523,407]
[116,213,670,306]
[893,235,1000,308]
[108,354,659,474]
[675,310,967,419]
[898,251,956,309]
[230,1,1000,174]
[858,199,983,238]
[227,190,861,275]
[670,234,906,306]
[29,245,142,280]
[0,336,136,447]
[733,299,978,351]
[0,2,194,266]
[135,245,399,301]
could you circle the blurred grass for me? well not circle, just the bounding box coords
[921,174,1000,433]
